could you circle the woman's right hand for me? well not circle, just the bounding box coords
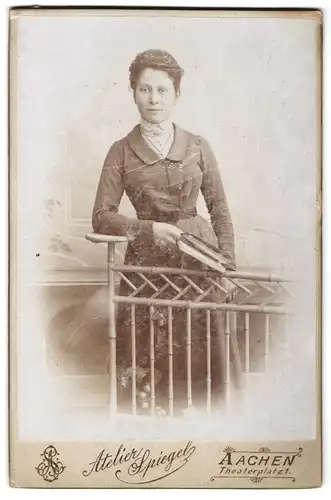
[152,222,183,246]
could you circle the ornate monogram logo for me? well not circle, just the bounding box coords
[35,445,66,482]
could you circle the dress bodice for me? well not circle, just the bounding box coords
[92,123,236,268]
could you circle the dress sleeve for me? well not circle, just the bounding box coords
[92,141,154,239]
[199,136,236,270]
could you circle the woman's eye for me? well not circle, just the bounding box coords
[159,88,167,94]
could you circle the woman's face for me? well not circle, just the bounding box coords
[134,67,179,124]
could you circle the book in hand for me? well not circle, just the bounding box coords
[177,232,231,273]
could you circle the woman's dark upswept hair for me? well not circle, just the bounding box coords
[129,49,184,92]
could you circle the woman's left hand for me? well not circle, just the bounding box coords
[152,222,183,246]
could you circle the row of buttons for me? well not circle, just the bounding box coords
[163,160,184,192]
[164,159,183,170]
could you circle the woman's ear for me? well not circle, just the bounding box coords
[175,89,181,100]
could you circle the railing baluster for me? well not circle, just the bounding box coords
[182,275,204,294]
[131,282,148,297]
[244,312,250,374]
[116,271,137,291]
[149,306,155,416]
[264,313,270,372]
[151,282,170,299]
[138,272,159,292]
[206,310,211,415]
[168,307,174,417]
[107,242,117,415]
[131,305,136,416]
[187,308,192,408]
[196,284,215,302]
[224,311,231,410]
[174,284,193,301]
[161,274,181,293]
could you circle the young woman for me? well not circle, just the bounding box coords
[92,49,242,415]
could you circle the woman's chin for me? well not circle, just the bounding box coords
[141,113,168,124]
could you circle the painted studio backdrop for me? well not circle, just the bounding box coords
[15,13,318,440]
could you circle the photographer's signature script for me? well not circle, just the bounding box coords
[82,442,196,484]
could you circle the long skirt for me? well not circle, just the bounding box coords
[115,215,243,415]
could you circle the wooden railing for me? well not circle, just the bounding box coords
[85,233,294,418]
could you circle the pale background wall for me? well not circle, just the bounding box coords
[14,13,319,440]
[17,14,318,277]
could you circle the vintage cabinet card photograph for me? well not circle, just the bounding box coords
[9,7,322,488]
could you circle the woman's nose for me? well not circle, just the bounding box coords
[148,91,159,104]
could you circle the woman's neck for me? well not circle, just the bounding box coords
[140,118,173,136]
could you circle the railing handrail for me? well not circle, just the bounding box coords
[111,264,292,283]
[85,233,293,283]
[85,232,130,244]
[112,295,292,314]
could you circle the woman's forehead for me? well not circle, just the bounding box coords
[137,67,174,87]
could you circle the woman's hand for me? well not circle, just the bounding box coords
[152,222,183,246]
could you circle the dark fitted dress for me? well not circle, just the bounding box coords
[92,123,243,413]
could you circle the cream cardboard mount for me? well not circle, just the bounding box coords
[9,7,322,488]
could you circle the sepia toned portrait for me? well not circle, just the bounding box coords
[9,8,322,488]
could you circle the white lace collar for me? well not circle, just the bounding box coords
[140,118,174,137]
